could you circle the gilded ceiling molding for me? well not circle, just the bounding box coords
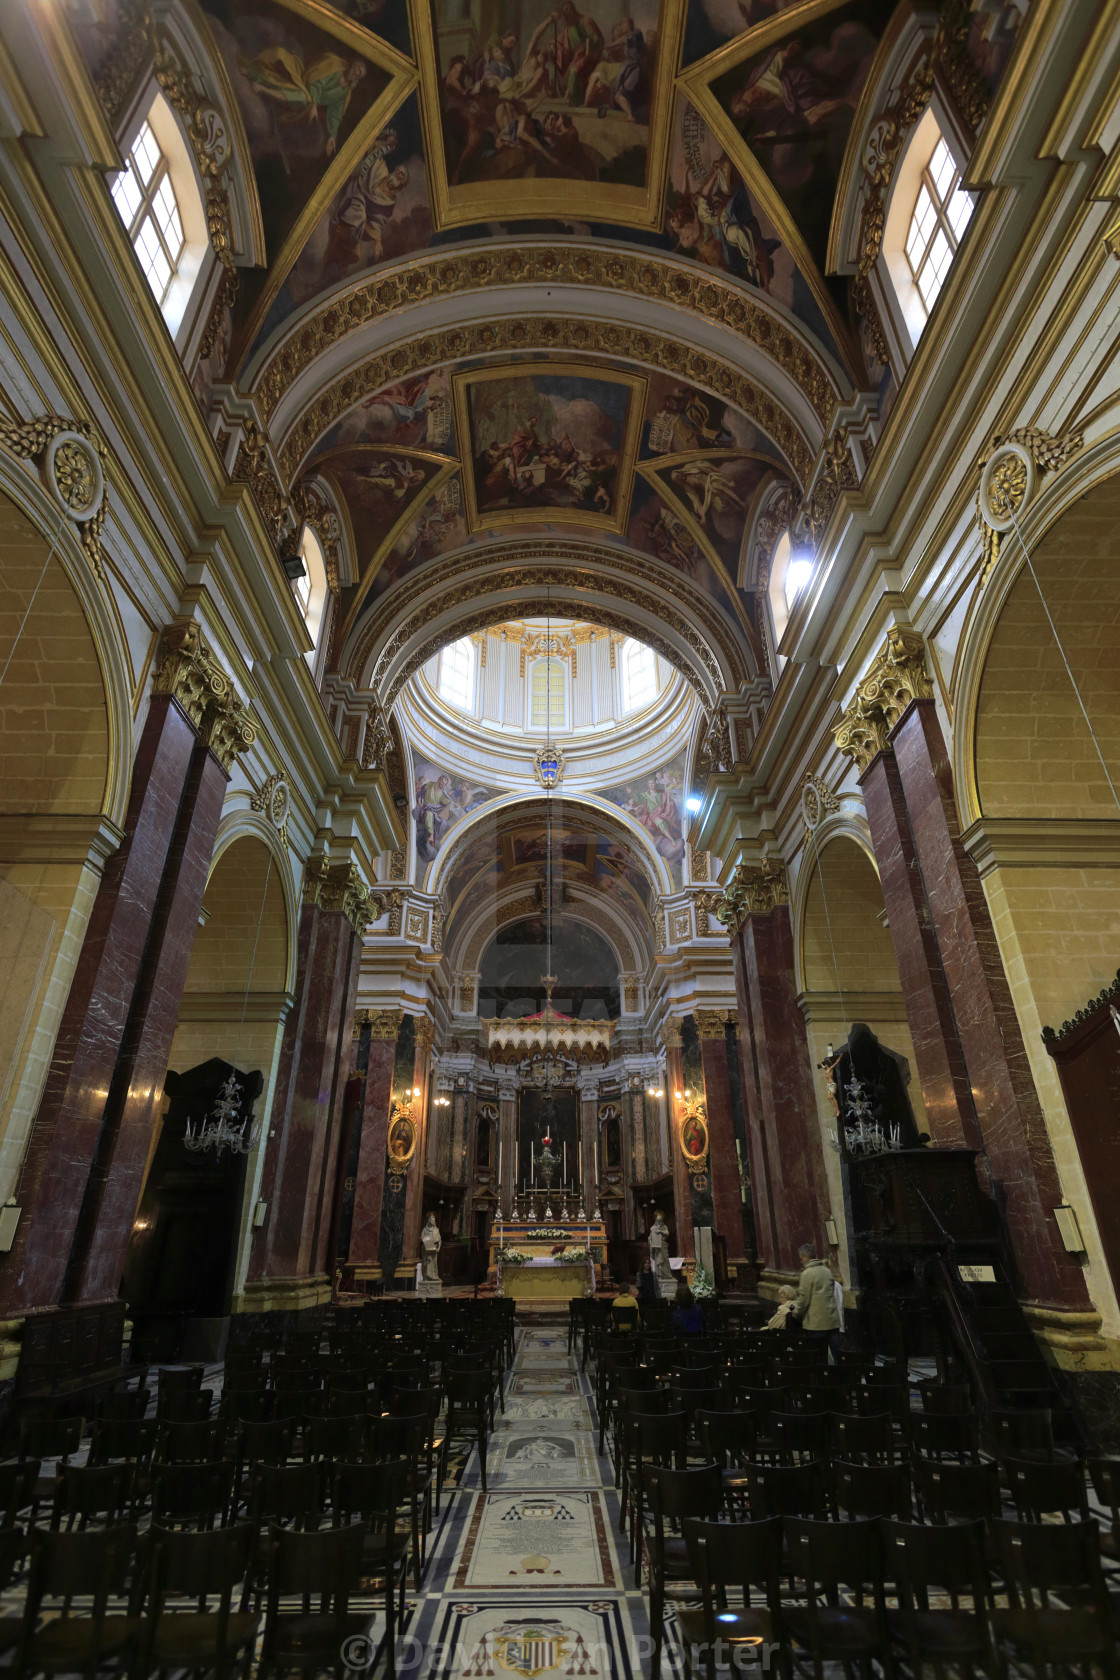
[152,38,236,280]
[303,858,384,934]
[275,317,815,487]
[93,0,152,123]
[975,426,1084,587]
[254,247,841,437]
[0,415,109,578]
[232,420,287,539]
[717,859,789,938]
[748,483,797,592]
[292,478,343,595]
[151,621,256,771]
[343,540,752,707]
[832,627,933,775]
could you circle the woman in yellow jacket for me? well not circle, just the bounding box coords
[793,1243,842,1362]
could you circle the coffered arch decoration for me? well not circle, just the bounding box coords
[250,250,850,441]
[342,541,758,713]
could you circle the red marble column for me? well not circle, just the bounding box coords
[696,1024,748,1266]
[0,694,199,1314]
[859,747,981,1153]
[257,901,359,1282]
[731,907,830,1273]
[346,1014,402,1268]
[310,935,363,1279]
[65,736,229,1303]
[889,698,1088,1309]
[664,1034,694,1259]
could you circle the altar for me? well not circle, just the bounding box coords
[501,1261,590,1301]
[490,1218,607,1301]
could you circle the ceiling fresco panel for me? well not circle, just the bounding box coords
[198,0,397,330]
[413,753,502,865]
[415,0,687,228]
[317,0,414,57]
[647,449,768,572]
[709,0,895,278]
[319,446,446,578]
[598,750,688,887]
[682,0,808,66]
[457,364,644,531]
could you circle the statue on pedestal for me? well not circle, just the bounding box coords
[649,1211,673,1297]
[419,1214,442,1297]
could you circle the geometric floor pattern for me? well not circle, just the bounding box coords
[398,1325,674,1678]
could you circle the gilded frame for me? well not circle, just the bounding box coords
[387,1100,418,1169]
[452,361,646,535]
[409,0,688,232]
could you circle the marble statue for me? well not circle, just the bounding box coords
[649,1212,673,1286]
[421,1214,442,1281]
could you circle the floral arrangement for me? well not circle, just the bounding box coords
[526,1228,570,1240]
[497,1248,532,1265]
[559,1246,587,1264]
[691,1262,717,1300]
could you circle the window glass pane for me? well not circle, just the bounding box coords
[111,165,142,225]
[930,139,956,200]
[439,637,475,710]
[111,111,188,312]
[622,638,657,711]
[132,122,161,186]
[947,187,974,240]
[530,658,564,727]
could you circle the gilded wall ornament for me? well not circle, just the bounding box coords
[387,1097,418,1179]
[976,427,1084,586]
[233,421,286,539]
[0,416,109,578]
[533,743,565,789]
[257,250,839,442]
[678,1094,710,1177]
[93,0,152,122]
[717,859,789,938]
[832,627,932,773]
[360,1008,403,1042]
[387,847,407,882]
[621,976,641,1013]
[694,891,724,936]
[152,41,237,280]
[293,479,343,595]
[801,775,840,835]
[277,317,814,487]
[694,1009,732,1041]
[360,700,394,773]
[251,772,290,846]
[833,701,891,775]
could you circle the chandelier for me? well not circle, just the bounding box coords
[184,1072,262,1158]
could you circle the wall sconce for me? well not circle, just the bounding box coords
[824,1217,839,1247]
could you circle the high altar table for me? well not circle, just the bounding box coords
[500,1260,589,1301]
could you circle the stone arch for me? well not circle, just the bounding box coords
[0,476,133,1199]
[186,828,293,1002]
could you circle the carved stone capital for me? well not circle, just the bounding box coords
[359,1008,403,1042]
[694,1008,732,1041]
[717,859,789,937]
[204,691,257,772]
[662,1020,683,1051]
[857,627,933,731]
[414,1018,437,1051]
[304,860,384,933]
[833,698,891,774]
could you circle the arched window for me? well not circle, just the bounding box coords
[438,636,475,710]
[294,526,328,658]
[110,95,208,339]
[530,656,566,730]
[766,529,814,665]
[621,637,657,713]
[883,109,974,350]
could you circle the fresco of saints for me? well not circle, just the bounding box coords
[624,771,684,865]
[551,3,605,104]
[670,460,748,528]
[728,42,855,138]
[238,47,366,157]
[323,131,407,273]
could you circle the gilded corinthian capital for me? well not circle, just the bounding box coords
[152,622,257,770]
[304,859,384,933]
[833,628,932,772]
[716,859,789,937]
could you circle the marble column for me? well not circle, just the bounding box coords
[65,731,230,1304]
[254,863,372,1284]
[0,623,256,1315]
[345,1011,403,1268]
[695,1011,749,1268]
[500,1085,518,1217]
[630,1086,648,1186]
[725,877,833,1274]
[891,697,1088,1308]
[664,1026,694,1259]
[834,631,1090,1309]
[579,1085,597,1216]
[859,746,982,1152]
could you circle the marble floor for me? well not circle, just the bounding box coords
[398,1325,670,1679]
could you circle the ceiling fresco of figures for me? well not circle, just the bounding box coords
[440,811,657,917]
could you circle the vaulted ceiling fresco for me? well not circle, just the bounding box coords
[69,0,1029,718]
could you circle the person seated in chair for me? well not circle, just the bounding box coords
[765,1283,798,1331]
[611,1278,640,1331]
[669,1281,704,1335]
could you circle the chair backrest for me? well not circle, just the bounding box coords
[250,1462,323,1530]
[991,1408,1054,1458]
[913,1456,1001,1526]
[832,1411,896,1464]
[1003,1454,1090,1523]
[832,1458,912,1520]
[152,1462,235,1529]
[156,1419,224,1463]
[239,1418,295,1466]
[635,1411,689,1469]
[156,1389,213,1423]
[52,1461,133,1528]
[771,1410,830,1462]
[613,1306,639,1333]
[18,1414,83,1463]
[157,1365,204,1395]
[98,1389,151,1421]
[0,1458,40,1522]
[881,1518,989,1608]
[919,1380,973,1415]
[785,1515,884,1601]
[684,1515,784,1607]
[89,1417,156,1467]
[1087,1456,1120,1526]
[303,1412,365,1463]
[745,1460,828,1519]
[265,1522,365,1629]
[908,1410,980,1461]
[647,1463,723,1532]
[994,1518,1113,1620]
[148,1520,254,1601]
[670,1366,715,1389]
[330,1458,412,1531]
[28,1520,137,1610]
[0,1525,25,1591]
[698,1408,757,1464]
